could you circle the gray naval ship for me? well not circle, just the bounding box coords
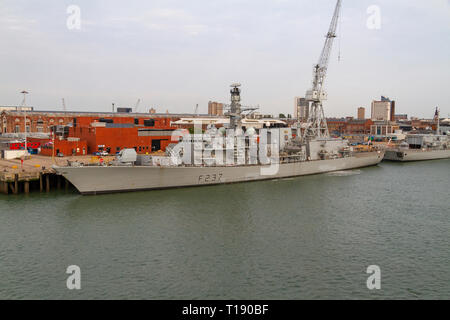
[384,134,449,162]
[384,108,450,162]
[53,0,384,195]
[54,83,384,195]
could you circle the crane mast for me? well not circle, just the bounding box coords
[304,0,342,139]
[134,99,141,113]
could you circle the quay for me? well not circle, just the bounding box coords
[0,155,113,195]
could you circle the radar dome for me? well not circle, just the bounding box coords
[218,127,226,136]
[246,127,256,136]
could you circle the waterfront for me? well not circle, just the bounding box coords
[0,160,449,299]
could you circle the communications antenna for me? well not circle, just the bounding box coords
[20,90,29,153]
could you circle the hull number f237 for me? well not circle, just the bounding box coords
[198,173,223,183]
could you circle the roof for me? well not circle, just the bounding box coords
[171,117,287,126]
[0,109,216,118]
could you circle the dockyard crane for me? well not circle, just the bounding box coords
[62,98,67,112]
[134,99,141,113]
[304,0,342,139]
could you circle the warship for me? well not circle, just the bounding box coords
[53,0,384,195]
[384,108,449,162]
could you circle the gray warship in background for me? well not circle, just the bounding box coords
[53,0,384,195]
[384,108,449,162]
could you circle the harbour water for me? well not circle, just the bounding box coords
[0,160,449,299]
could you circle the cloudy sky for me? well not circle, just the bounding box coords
[0,0,449,118]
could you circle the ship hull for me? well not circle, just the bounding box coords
[54,152,384,195]
[384,149,450,162]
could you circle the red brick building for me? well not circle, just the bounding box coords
[0,110,187,155]
[0,110,181,134]
[69,122,176,154]
[31,138,88,157]
[344,119,373,135]
[326,118,347,136]
[326,118,373,136]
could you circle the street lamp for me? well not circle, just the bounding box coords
[20,90,29,154]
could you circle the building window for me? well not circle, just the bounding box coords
[15,125,20,133]
[144,119,155,127]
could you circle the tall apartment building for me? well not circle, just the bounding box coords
[371,96,395,121]
[208,101,224,116]
[294,97,308,120]
[357,107,365,120]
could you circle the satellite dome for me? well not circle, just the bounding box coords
[218,127,226,136]
[246,127,256,136]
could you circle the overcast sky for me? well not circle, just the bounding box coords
[1,0,449,118]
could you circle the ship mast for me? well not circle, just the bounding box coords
[435,107,440,135]
[229,83,242,130]
[304,0,342,139]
